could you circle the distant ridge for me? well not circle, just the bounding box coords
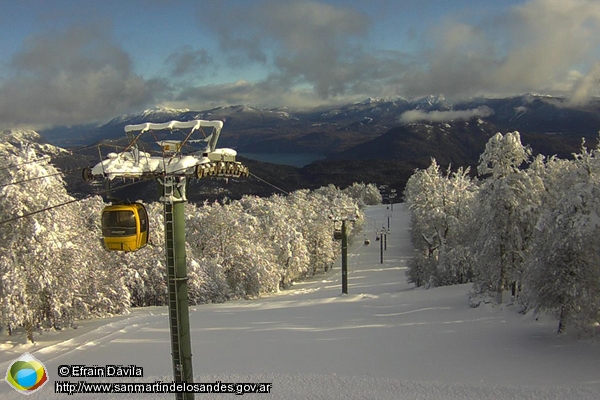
[27,94,600,201]
[41,94,600,152]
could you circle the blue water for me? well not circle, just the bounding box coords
[238,153,326,168]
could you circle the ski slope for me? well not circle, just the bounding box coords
[2,205,600,399]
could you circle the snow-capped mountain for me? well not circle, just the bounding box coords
[27,94,600,202]
[409,94,450,110]
[459,94,600,136]
[40,94,600,153]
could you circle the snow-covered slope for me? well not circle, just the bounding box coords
[1,205,599,399]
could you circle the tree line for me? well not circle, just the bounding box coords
[404,131,600,334]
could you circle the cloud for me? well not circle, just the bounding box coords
[165,46,213,78]
[172,79,347,111]
[0,24,161,129]
[5,0,600,130]
[399,107,494,124]
[192,0,600,107]
[197,0,408,102]
[569,62,600,106]
[404,0,600,101]
[260,0,371,97]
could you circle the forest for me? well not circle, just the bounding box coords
[0,130,381,341]
[404,131,600,334]
[3,128,600,341]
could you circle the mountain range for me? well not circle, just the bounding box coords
[36,94,600,202]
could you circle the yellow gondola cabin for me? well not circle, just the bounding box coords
[101,203,149,251]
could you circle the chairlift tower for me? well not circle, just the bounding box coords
[329,208,359,294]
[84,120,249,400]
[377,227,390,263]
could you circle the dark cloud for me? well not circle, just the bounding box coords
[197,2,269,66]
[261,1,370,97]
[196,0,401,101]
[0,24,160,129]
[165,46,214,77]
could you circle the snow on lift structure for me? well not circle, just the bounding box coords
[83,119,249,181]
[83,119,249,252]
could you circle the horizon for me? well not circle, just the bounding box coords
[1,0,600,129]
[4,92,598,141]
[53,92,598,130]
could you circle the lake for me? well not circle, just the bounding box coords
[238,153,326,168]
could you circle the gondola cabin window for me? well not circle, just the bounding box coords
[138,206,148,235]
[102,210,136,236]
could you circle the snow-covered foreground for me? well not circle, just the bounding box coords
[2,205,600,399]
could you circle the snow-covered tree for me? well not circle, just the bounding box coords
[471,132,543,303]
[404,130,600,332]
[525,146,600,333]
[0,143,129,341]
[342,182,382,208]
[117,201,167,307]
[238,195,310,289]
[404,160,445,286]
[436,167,478,285]
[289,189,339,275]
[404,159,478,287]
[186,200,279,299]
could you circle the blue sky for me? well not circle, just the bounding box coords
[1,0,599,128]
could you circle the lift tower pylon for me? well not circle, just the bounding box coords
[160,176,193,400]
[329,208,359,295]
[84,119,249,400]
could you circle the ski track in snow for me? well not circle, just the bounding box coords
[2,205,600,399]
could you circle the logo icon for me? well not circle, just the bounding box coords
[5,352,48,395]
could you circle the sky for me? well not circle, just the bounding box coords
[1,0,600,129]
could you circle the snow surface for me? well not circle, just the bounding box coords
[2,205,600,399]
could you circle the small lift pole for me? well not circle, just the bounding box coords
[330,209,358,295]
[341,220,348,294]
